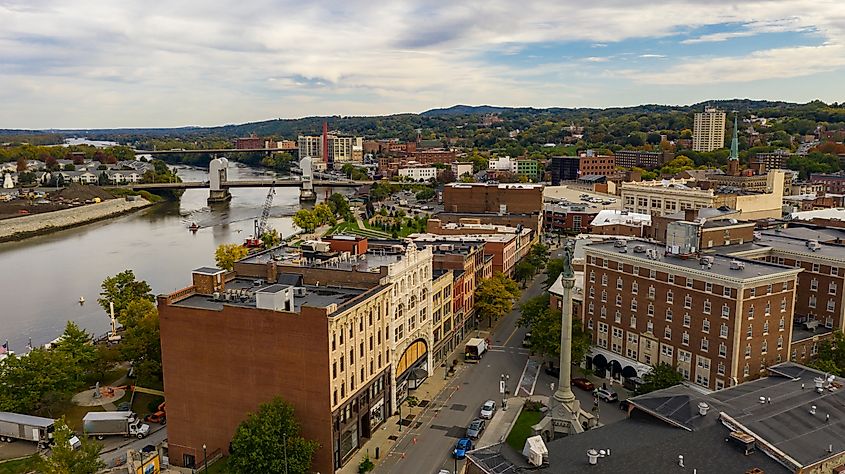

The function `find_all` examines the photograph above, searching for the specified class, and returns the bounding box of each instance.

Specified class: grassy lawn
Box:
[327,220,390,239]
[0,455,40,474]
[505,409,544,452]
[205,457,229,474]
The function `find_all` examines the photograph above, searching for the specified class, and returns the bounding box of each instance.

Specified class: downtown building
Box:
[159,240,435,473]
[581,240,801,391]
[693,106,726,152]
[298,134,364,167]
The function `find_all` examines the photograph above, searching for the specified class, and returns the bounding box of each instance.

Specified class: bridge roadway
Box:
[114,179,371,190]
[133,148,295,155]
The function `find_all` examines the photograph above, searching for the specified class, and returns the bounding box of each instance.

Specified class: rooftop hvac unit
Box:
[730,260,745,270]
[633,245,646,253]
[294,287,308,297]
[806,240,822,251]
[700,256,715,266]
[614,240,627,248]
[212,292,220,301]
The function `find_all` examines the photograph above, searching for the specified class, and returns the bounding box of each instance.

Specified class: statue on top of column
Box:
[562,244,574,279]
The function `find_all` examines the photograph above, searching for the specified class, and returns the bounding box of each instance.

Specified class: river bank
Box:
[0,198,154,243]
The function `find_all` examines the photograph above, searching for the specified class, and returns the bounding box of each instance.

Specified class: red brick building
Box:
[582,241,800,390]
[233,134,265,149]
[443,183,543,214]
[579,154,616,177]
[542,203,597,234]
[159,268,394,473]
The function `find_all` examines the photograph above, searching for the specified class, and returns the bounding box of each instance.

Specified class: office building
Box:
[398,166,437,181]
[693,106,726,152]
[549,156,580,185]
[578,153,616,177]
[613,150,673,170]
[298,135,364,166]
[542,203,598,234]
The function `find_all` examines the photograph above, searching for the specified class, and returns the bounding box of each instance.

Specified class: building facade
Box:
[579,154,616,177]
[431,270,456,363]
[549,156,580,185]
[693,106,726,152]
[398,166,437,181]
[542,203,597,234]
[582,241,801,391]
[443,183,543,214]
[613,150,673,169]
[810,172,845,194]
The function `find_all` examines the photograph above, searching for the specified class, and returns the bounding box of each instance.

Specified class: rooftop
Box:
[410,232,518,244]
[789,207,845,221]
[171,276,367,315]
[590,210,651,227]
[446,182,543,190]
[730,231,845,261]
[588,239,799,280]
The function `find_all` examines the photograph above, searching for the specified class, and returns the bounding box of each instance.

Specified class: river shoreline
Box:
[0,198,155,243]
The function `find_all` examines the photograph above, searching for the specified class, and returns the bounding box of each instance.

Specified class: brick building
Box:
[542,203,597,234]
[810,172,845,194]
[646,208,756,251]
[589,210,651,237]
[233,134,264,149]
[443,183,543,214]
[159,268,393,472]
[613,150,673,170]
[582,241,801,390]
[431,270,455,363]
[578,154,616,177]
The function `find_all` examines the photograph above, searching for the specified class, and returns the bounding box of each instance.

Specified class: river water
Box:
[0,163,345,351]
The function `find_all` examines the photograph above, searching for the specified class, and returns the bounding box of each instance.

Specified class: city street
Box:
[99,424,167,468]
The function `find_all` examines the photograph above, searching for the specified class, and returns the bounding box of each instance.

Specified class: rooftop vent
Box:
[806,240,822,251]
[698,402,710,416]
[730,260,745,270]
[614,240,627,248]
[633,245,646,253]
[586,448,610,465]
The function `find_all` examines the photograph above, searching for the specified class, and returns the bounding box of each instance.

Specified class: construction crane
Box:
[245,185,276,248]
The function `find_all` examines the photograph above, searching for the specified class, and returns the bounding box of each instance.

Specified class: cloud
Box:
[0,0,843,127]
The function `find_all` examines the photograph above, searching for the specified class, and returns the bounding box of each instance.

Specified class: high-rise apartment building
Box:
[298,135,364,166]
[693,106,726,152]
[582,240,801,391]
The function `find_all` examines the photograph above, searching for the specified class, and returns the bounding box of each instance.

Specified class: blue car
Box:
[453,437,473,459]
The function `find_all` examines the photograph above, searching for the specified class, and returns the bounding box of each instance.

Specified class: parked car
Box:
[466,419,486,439]
[571,378,595,391]
[623,377,644,392]
[453,438,473,459]
[596,388,619,403]
[116,402,131,412]
[480,400,496,419]
[544,366,560,377]
[522,332,532,348]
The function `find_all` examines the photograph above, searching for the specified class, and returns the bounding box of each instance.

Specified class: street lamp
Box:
[202,444,207,473]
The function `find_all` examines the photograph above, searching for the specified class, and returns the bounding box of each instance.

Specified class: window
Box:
[777,335,784,349]
[767,284,773,294]
[678,350,692,363]
[666,290,673,304]
[666,308,673,322]
[722,304,731,318]
[632,282,639,295]
[633,266,640,276]
[599,322,608,334]
[616,294,622,307]
[668,274,675,284]
[828,299,836,312]
[647,320,654,333]
[600,306,607,319]
[617,262,624,271]
[630,315,637,329]
[744,364,750,377]
[631,299,638,312]
[616,277,623,290]
[809,295,817,308]
[705,282,713,293]
[745,344,752,358]
[781,298,787,312]
[830,282,838,295]
[684,294,692,309]
[686,278,693,288]
[748,305,755,319]
[332,361,337,379]
[701,338,709,352]
[589,271,595,283]
[661,344,673,357]
[682,331,689,346]
[750,287,757,297]
[811,278,818,291]
[717,362,725,375]
[762,340,768,354]
[702,319,710,333]
[718,342,727,358]
[615,310,622,324]
[746,325,753,338]
[703,299,711,314]
[612,327,624,338]
[647,303,655,317]
[664,326,672,340]
[812,263,820,273]
[763,321,769,334]
[648,286,655,300]
[832,267,840,276]
[783,281,789,291]
[588,319,594,330]
[588,302,594,315]
[683,313,691,328]
[601,274,608,286]
[601,289,607,303]
[779,317,785,331]
[649,269,656,279]
[723,287,731,297]
[765,301,771,315]
[720,323,729,338]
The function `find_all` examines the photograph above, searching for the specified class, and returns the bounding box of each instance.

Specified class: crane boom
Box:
[256,186,275,238]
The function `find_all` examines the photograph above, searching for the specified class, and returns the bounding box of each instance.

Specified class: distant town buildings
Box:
[298,134,364,166]
[397,165,437,181]
[693,106,726,152]
[613,150,673,170]
[578,151,616,177]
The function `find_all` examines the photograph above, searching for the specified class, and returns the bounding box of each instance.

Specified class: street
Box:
[99,424,167,468]
[374,253,631,474]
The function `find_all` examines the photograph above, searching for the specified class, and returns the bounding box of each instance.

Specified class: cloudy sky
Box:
[2,0,844,129]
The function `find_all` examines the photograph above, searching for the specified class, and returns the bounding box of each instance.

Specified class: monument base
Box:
[299,189,317,202]
[539,394,597,439]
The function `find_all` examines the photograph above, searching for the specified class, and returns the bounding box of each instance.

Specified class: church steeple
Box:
[730,112,739,161]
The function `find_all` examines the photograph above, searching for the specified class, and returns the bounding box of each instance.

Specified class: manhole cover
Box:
[451,404,467,411]
[399,418,412,426]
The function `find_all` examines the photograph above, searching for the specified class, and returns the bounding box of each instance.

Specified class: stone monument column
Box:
[554,275,577,407]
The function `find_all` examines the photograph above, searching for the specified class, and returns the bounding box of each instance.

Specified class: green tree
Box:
[544,259,564,288]
[228,397,319,474]
[261,228,282,249]
[54,322,98,384]
[527,243,549,270]
[809,331,845,376]
[313,202,337,226]
[37,419,103,474]
[0,348,77,414]
[415,187,436,201]
[638,362,684,395]
[327,193,352,219]
[98,270,154,320]
[474,273,520,328]
[63,163,76,171]
[513,261,536,288]
[120,308,162,386]
[215,243,248,271]
[293,209,319,232]
[518,294,590,365]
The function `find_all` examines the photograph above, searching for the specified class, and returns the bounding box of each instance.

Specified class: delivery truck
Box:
[83,411,150,440]
[0,412,55,446]
[464,338,489,362]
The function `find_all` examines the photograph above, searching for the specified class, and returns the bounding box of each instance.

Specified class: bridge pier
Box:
[208,189,232,204]
[299,156,317,202]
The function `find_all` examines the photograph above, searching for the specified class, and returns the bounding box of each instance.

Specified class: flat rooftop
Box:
[588,239,797,280]
[410,232,518,244]
[736,231,845,260]
[171,277,366,314]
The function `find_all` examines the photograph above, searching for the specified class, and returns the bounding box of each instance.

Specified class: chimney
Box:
[684,209,697,222]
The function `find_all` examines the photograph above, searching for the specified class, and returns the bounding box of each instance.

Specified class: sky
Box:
[1,0,845,129]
